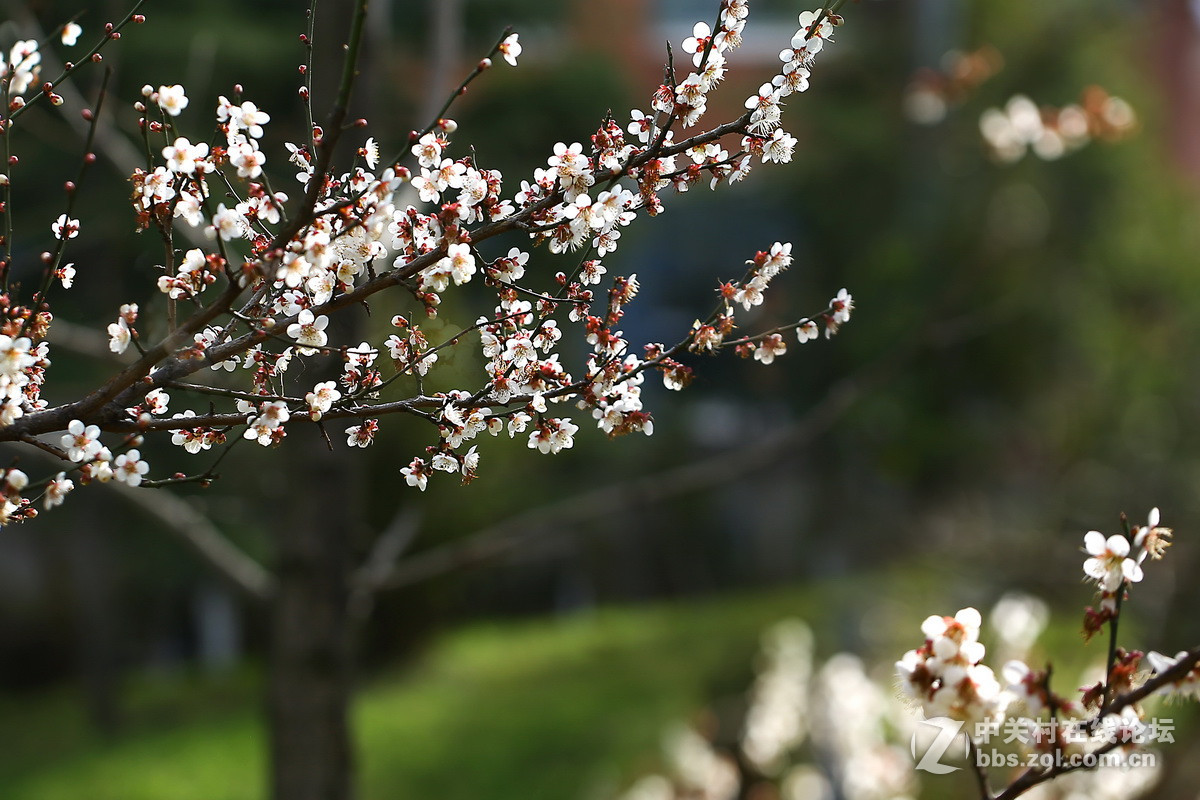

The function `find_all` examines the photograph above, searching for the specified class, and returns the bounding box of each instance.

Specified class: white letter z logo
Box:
[911,717,965,774]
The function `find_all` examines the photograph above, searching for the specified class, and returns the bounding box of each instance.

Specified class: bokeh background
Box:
[2,0,1200,797]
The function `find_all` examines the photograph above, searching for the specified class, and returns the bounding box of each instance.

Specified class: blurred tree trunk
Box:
[68,495,122,735]
[268,429,359,800]
[266,1,367,795]
[263,0,454,795]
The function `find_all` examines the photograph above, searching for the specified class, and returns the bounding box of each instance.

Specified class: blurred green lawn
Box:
[0,566,1173,800]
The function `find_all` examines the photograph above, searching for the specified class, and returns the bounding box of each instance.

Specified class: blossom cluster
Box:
[0,2,855,517]
[614,619,915,800]
[980,86,1137,163]
[893,509,1200,799]
[1082,507,1171,638]
[896,607,1011,726]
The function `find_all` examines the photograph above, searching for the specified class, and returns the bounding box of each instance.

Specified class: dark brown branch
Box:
[966,738,992,800]
[990,651,1200,800]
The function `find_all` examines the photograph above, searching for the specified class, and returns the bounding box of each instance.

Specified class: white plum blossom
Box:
[163,137,209,175]
[441,242,476,286]
[1132,507,1172,563]
[797,10,835,53]
[217,96,270,138]
[88,448,115,482]
[831,288,853,324]
[746,83,783,133]
[4,40,41,95]
[0,334,35,386]
[345,420,378,448]
[51,214,79,240]
[144,388,170,415]
[229,140,266,179]
[528,418,579,454]
[734,277,767,311]
[44,472,74,509]
[156,84,189,116]
[3,470,27,495]
[628,109,654,143]
[0,4,860,523]
[896,607,1010,727]
[1083,530,1143,592]
[61,419,102,462]
[306,381,341,421]
[498,33,521,66]
[113,449,150,487]
[210,203,248,241]
[507,411,532,437]
[411,132,443,168]
[401,457,430,491]
[682,22,715,67]
[762,128,797,164]
[754,333,787,364]
[287,309,330,355]
[61,22,82,47]
[107,317,132,354]
[172,411,217,454]
[795,320,818,345]
[57,262,76,288]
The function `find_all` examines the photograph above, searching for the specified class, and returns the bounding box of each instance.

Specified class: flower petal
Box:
[1106,534,1130,557]
[1084,530,1107,555]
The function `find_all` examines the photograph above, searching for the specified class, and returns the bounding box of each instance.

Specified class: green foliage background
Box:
[3,0,1200,797]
